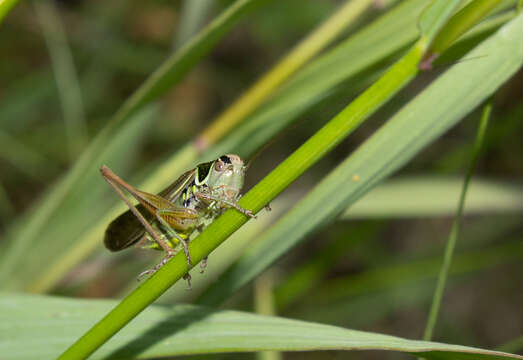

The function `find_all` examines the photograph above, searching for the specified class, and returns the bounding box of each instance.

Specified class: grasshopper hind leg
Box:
[136,209,195,287]
[136,240,193,288]
[155,209,194,268]
[137,252,193,289]
[137,251,175,281]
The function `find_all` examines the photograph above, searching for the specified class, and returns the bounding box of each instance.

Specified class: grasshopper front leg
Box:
[195,191,256,218]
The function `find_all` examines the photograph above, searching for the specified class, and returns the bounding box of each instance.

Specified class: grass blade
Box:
[2,293,522,360]
[340,177,523,218]
[174,0,215,49]
[423,101,492,340]
[35,0,88,160]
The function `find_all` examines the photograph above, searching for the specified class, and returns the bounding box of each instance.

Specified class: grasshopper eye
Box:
[220,155,232,164]
[214,160,225,172]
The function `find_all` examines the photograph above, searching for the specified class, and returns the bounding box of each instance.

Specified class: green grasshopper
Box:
[101,154,255,285]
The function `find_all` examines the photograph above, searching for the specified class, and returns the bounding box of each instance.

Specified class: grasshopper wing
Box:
[104,204,152,251]
[104,169,197,251]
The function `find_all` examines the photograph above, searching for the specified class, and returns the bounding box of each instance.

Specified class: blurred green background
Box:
[1,0,522,359]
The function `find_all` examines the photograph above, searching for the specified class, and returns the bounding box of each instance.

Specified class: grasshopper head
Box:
[208,154,245,201]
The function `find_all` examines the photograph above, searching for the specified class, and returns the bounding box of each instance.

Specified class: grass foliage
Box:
[0,0,522,359]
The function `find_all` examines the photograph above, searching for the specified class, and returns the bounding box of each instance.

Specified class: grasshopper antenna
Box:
[244,138,273,171]
[244,118,306,171]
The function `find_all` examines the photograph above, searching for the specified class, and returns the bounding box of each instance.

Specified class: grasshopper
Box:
[101,154,255,286]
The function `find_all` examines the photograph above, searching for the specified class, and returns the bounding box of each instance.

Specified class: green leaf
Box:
[341,177,523,218]
[429,0,504,55]
[1,293,521,360]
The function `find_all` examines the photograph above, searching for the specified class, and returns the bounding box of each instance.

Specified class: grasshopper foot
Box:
[180,240,192,268]
[200,256,208,274]
[242,208,256,219]
[183,273,192,289]
[136,251,175,281]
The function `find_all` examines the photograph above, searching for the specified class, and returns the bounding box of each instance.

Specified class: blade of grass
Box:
[57,2,468,358]
[423,100,492,341]
[35,0,88,161]
[340,177,523,218]
[421,0,503,68]
[430,0,505,56]
[4,293,523,360]
[0,0,268,286]
[174,0,215,49]
[198,11,523,307]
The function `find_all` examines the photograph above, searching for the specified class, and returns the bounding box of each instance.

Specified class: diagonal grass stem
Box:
[423,101,492,341]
